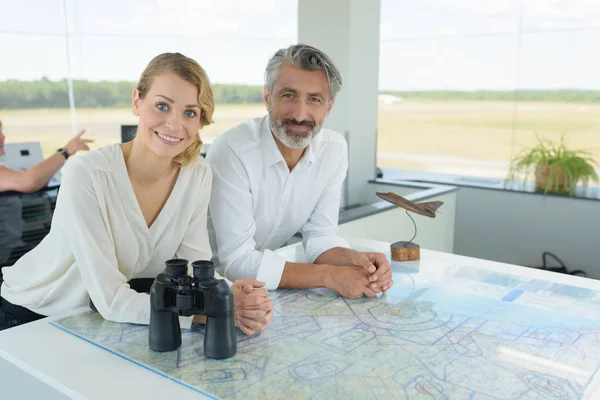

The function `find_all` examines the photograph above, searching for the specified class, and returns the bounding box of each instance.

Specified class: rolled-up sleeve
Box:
[300,141,351,262]
[208,140,287,289]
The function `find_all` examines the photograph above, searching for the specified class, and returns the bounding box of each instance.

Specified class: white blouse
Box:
[1,144,216,328]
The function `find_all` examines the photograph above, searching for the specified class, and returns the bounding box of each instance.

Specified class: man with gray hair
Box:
[207,44,393,299]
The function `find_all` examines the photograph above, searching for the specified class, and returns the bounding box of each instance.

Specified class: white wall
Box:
[0,357,68,400]
[454,187,600,279]
[298,0,381,207]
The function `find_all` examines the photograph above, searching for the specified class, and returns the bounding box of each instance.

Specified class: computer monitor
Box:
[3,142,44,171]
[121,125,137,143]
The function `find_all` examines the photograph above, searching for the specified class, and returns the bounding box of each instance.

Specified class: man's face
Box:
[264,64,335,149]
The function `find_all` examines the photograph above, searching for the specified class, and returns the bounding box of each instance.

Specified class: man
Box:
[207,44,393,298]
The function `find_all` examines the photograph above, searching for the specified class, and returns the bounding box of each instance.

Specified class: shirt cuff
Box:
[179,315,194,330]
[305,235,351,263]
[256,249,287,290]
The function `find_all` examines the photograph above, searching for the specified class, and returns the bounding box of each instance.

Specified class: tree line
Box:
[0,78,264,108]
[1,78,599,108]
[380,89,600,104]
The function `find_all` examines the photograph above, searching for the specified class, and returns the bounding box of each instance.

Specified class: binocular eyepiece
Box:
[148,259,237,359]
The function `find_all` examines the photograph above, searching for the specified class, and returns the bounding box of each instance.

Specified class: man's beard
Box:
[270,115,321,149]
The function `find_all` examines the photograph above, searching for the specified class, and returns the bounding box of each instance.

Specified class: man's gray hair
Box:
[265,44,342,100]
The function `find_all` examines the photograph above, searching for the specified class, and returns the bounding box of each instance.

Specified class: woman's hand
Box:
[230,279,274,336]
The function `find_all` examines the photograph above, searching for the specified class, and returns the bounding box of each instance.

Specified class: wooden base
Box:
[391,241,420,261]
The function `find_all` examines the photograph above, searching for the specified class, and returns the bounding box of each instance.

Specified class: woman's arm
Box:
[60,162,152,324]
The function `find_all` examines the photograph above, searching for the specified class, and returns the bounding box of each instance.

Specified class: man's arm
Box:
[0,154,65,192]
[207,137,376,297]
[299,140,393,292]
[207,138,290,289]
[279,261,377,298]
[208,137,380,298]
[0,130,92,193]
[315,247,394,292]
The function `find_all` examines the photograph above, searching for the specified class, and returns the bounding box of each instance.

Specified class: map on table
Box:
[52,251,600,399]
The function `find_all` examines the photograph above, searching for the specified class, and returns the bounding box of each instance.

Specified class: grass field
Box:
[2,101,600,179]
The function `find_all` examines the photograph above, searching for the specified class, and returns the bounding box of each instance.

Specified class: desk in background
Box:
[1,238,600,399]
[0,186,58,270]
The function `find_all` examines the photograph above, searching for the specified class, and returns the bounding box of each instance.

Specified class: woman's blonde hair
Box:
[136,52,214,166]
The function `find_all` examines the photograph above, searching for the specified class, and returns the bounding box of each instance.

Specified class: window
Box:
[1,0,297,157]
[378,0,600,180]
[0,2,70,156]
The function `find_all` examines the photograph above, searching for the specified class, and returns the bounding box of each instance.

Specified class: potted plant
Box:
[506,135,599,195]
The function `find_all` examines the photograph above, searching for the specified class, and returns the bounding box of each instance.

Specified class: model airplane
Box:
[376,192,443,218]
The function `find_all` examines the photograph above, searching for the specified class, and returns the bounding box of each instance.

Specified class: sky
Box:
[1,0,599,90]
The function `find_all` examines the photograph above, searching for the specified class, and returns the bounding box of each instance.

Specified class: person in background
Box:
[0,120,92,193]
[0,53,274,335]
[208,44,394,298]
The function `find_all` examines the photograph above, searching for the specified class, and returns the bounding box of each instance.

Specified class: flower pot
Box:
[535,164,568,193]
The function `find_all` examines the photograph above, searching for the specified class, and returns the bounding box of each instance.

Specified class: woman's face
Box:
[132,72,202,160]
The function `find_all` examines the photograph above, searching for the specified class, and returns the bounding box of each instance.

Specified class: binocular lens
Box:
[165,259,188,278]
[192,260,214,281]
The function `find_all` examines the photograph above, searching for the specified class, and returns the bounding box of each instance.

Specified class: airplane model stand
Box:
[391,241,420,261]
[376,192,444,262]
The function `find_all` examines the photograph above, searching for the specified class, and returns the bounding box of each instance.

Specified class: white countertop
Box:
[0,305,206,400]
[2,236,600,399]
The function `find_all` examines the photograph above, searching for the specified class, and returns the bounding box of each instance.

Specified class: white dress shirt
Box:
[207,116,350,289]
[1,144,218,328]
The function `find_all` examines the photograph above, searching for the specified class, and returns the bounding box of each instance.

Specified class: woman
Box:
[0,53,274,335]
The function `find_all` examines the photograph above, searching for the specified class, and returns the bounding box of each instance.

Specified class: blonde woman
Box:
[0,53,274,335]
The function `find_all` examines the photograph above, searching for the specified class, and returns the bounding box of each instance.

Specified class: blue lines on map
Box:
[289,357,351,383]
[519,372,577,399]
[321,327,375,352]
[502,289,525,302]
[197,368,247,383]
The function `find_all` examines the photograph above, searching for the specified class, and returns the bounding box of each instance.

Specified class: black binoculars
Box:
[148,259,237,359]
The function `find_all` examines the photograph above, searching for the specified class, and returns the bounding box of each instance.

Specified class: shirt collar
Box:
[299,139,315,167]
[261,116,316,169]
[261,116,285,167]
